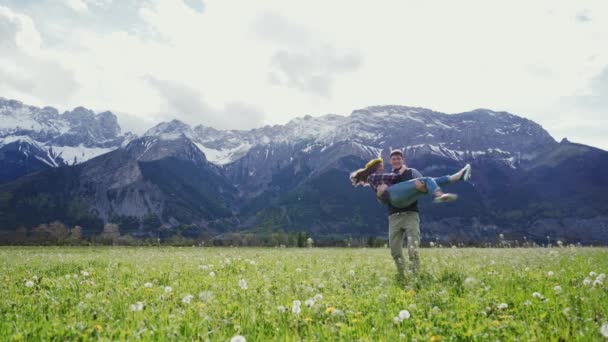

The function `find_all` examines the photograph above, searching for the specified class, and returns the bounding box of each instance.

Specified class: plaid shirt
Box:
[367,172,402,191]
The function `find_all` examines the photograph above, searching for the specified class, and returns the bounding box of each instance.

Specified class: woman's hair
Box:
[350,158,383,186]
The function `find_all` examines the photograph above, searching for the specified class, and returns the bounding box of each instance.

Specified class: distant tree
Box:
[142,214,162,232]
[32,221,69,244]
[100,223,120,244]
[68,226,83,242]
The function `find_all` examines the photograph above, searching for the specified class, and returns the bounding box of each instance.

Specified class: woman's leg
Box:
[385,179,421,208]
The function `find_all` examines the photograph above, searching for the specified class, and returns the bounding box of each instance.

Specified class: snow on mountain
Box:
[0,97,135,166]
[144,105,555,168]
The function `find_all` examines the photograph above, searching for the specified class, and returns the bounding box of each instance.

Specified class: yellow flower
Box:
[430,336,444,342]
[407,289,416,296]
[351,319,360,323]
[325,307,336,314]
[94,324,103,333]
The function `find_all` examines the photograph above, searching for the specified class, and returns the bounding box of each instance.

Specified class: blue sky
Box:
[0,0,606,149]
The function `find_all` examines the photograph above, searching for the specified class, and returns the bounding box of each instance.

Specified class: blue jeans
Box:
[386,176,451,208]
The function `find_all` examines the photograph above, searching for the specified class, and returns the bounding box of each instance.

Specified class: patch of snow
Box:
[53,144,115,165]
[195,142,252,165]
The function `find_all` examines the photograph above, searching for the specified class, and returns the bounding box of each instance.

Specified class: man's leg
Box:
[404,212,421,274]
[388,213,407,280]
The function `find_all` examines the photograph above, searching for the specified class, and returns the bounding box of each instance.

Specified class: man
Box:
[384,149,423,282]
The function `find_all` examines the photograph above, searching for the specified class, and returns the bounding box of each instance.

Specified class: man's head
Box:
[390,149,405,170]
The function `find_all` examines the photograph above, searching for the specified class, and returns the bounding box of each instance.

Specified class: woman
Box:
[350,158,471,208]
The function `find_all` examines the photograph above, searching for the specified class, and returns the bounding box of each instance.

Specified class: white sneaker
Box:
[461,164,472,181]
[433,193,459,203]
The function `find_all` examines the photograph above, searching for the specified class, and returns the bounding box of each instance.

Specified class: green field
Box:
[1,247,607,341]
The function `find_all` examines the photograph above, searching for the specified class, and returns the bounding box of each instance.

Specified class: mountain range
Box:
[1,97,607,244]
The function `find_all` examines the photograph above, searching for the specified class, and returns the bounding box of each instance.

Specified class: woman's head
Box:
[350,157,384,186]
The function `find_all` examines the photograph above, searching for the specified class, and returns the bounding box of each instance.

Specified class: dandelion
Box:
[305,299,315,308]
[277,305,287,313]
[296,268,302,273]
[164,286,172,294]
[348,270,355,277]
[144,282,153,288]
[553,285,562,293]
[182,294,194,304]
[532,292,544,300]
[523,300,531,306]
[198,291,214,302]
[209,272,216,277]
[129,302,144,311]
[597,273,606,281]
[601,323,608,338]
[593,279,603,286]
[547,271,554,277]
[230,335,246,342]
[497,303,508,310]
[25,281,34,288]
[239,279,248,290]
[562,307,570,316]
[81,271,89,277]
[292,300,301,315]
[398,310,411,320]
[589,271,597,277]
[583,278,592,286]
[313,293,323,301]
[32,275,38,281]
[85,293,93,299]
[393,316,401,324]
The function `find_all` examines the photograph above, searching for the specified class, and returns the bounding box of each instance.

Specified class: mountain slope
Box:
[0,136,237,235]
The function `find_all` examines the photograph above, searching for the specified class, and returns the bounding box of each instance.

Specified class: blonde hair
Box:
[350,158,383,186]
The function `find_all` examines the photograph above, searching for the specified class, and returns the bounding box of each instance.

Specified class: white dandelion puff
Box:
[198,291,214,302]
[313,293,323,301]
[532,292,544,300]
[230,335,246,342]
[144,282,153,288]
[547,271,554,277]
[583,278,592,286]
[239,279,248,290]
[277,305,287,313]
[81,271,89,277]
[305,299,315,308]
[25,281,34,288]
[182,294,194,304]
[497,303,508,310]
[209,272,216,277]
[393,316,401,324]
[589,271,597,277]
[129,302,144,311]
[296,268,302,273]
[398,310,411,320]
[348,270,355,277]
[601,323,608,338]
[292,300,301,315]
[164,286,172,294]
[553,285,562,293]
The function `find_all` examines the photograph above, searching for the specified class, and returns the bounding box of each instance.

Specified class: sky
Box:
[0,0,607,149]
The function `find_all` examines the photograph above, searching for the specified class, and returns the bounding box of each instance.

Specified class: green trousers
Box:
[388,211,420,277]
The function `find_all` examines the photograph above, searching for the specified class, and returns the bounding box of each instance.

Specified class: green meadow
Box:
[1,247,607,341]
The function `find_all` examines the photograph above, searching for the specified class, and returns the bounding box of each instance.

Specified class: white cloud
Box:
[0,0,607,149]
[64,0,89,13]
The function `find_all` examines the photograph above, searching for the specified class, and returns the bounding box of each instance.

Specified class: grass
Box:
[1,246,607,341]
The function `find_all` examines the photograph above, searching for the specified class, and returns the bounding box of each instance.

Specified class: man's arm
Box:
[410,168,423,179]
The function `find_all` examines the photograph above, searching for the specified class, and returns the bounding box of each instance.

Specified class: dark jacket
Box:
[387,168,422,215]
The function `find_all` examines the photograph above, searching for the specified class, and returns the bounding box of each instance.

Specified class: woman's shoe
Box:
[461,164,472,181]
[433,193,458,203]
